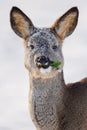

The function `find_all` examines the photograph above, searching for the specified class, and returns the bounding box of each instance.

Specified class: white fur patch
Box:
[40,66,52,74]
[58,69,62,73]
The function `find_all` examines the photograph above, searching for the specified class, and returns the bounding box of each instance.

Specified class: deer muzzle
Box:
[35,56,51,69]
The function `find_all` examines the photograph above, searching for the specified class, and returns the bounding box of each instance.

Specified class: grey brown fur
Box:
[10,6,87,130]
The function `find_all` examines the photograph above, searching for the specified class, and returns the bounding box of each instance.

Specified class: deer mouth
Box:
[36,62,50,69]
[36,62,52,74]
[35,56,61,74]
[35,59,52,74]
[40,61,62,75]
[37,61,59,74]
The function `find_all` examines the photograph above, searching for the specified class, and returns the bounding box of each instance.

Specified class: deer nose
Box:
[36,56,50,68]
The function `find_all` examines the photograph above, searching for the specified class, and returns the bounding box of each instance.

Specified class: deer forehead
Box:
[28,28,60,46]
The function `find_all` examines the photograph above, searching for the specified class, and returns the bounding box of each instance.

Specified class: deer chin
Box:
[30,66,62,79]
[40,66,52,74]
[40,66,62,74]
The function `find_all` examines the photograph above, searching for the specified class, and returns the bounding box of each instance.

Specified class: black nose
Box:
[36,56,50,68]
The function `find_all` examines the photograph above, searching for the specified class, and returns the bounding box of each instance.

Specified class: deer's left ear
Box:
[52,7,79,40]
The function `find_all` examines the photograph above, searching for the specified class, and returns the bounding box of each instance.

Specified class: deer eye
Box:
[52,45,58,50]
[30,45,34,50]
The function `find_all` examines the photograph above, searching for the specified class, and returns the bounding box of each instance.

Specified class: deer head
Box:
[10,7,79,79]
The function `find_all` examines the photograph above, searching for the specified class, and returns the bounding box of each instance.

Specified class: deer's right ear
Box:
[10,7,34,39]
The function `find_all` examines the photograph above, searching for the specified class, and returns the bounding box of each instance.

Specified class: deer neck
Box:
[29,72,66,130]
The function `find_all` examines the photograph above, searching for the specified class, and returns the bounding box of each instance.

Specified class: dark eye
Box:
[52,45,57,50]
[30,45,34,50]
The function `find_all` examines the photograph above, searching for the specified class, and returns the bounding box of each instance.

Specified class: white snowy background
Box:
[0,0,87,130]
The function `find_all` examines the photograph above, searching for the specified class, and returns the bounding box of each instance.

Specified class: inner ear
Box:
[10,7,34,39]
[51,7,79,40]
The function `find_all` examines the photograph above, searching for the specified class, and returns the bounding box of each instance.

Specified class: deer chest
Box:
[29,89,59,130]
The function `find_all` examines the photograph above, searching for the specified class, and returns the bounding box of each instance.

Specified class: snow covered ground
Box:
[0,0,87,130]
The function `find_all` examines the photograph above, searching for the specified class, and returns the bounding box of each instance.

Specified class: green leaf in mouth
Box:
[50,61,61,69]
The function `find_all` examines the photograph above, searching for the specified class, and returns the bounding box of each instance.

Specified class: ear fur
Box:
[52,7,79,39]
[10,7,34,39]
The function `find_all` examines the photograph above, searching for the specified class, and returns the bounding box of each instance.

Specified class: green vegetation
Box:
[50,61,61,69]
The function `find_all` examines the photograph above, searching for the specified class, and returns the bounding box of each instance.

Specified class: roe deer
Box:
[10,6,87,130]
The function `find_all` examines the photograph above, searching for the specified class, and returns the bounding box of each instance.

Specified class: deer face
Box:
[24,28,64,78]
[10,7,79,78]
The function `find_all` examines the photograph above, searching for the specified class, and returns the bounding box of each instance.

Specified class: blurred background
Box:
[0,0,87,130]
